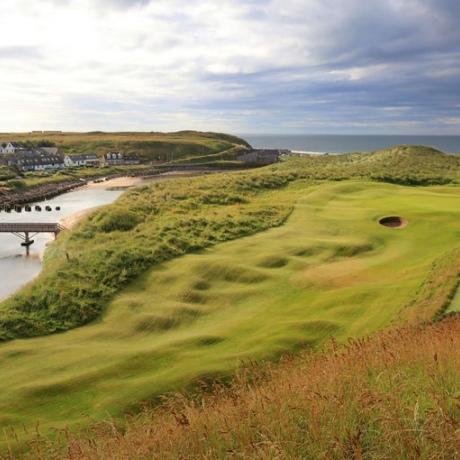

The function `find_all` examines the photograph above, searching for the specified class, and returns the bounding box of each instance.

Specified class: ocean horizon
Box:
[237,134,460,154]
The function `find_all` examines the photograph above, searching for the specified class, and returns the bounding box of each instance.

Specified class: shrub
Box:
[95,209,143,232]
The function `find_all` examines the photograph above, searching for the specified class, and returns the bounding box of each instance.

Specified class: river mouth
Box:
[0,172,215,302]
[0,187,126,302]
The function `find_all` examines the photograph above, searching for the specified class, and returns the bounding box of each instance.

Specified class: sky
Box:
[1,0,459,134]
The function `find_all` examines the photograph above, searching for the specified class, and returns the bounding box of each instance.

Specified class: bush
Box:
[95,209,143,232]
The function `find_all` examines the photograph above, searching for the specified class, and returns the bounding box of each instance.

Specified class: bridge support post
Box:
[21,232,34,247]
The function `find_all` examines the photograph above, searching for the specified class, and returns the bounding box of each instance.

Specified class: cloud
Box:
[0,46,42,61]
[96,0,151,8]
[0,0,458,133]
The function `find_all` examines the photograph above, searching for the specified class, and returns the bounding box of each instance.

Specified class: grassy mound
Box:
[0,131,250,164]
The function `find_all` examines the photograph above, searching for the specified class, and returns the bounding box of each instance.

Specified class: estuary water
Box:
[0,187,126,301]
[238,134,460,154]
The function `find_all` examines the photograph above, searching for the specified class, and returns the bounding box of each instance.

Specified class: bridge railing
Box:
[0,223,64,233]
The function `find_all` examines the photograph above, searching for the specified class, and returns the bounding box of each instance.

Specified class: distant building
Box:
[36,146,63,157]
[123,154,140,165]
[4,150,64,171]
[64,153,100,167]
[102,152,140,166]
[236,149,281,165]
[0,142,20,154]
[103,151,125,166]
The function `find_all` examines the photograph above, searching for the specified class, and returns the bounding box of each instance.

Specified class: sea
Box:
[237,134,460,155]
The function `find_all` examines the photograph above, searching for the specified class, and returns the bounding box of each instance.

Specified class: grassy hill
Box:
[0,130,251,199]
[0,131,250,163]
[2,145,459,340]
[0,142,460,457]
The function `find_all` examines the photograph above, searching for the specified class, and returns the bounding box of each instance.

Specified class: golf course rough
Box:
[1,180,460,452]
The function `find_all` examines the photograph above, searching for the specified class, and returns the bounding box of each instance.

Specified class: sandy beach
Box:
[83,175,144,189]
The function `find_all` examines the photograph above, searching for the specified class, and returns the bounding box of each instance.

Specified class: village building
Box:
[1,141,139,171]
[64,153,100,167]
[103,151,125,166]
[0,142,20,154]
[35,146,63,157]
[3,150,65,171]
[123,154,140,165]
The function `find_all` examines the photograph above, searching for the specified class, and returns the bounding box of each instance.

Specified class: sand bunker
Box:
[379,216,408,228]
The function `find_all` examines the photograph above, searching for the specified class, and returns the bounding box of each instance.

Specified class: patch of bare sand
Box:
[82,176,144,190]
[58,206,103,229]
[379,216,408,228]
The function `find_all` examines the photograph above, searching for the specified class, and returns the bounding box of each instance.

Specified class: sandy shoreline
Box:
[58,206,103,229]
[83,175,144,189]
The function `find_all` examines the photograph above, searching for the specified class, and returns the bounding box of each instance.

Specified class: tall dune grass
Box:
[25,315,460,459]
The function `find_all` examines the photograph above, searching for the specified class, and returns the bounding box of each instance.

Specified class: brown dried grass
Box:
[21,315,460,460]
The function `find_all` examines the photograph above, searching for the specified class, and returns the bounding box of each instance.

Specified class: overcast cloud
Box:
[0,0,459,133]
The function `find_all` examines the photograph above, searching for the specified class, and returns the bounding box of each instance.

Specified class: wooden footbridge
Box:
[0,223,66,246]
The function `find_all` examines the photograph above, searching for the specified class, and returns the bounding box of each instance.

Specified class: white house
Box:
[64,153,100,167]
[0,142,20,154]
[4,150,65,171]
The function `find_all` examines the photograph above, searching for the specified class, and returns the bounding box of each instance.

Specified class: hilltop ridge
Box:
[281,144,460,185]
[362,144,451,163]
[0,130,251,163]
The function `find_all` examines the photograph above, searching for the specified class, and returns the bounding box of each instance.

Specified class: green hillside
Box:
[1,145,459,340]
[0,131,250,163]
[0,142,460,456]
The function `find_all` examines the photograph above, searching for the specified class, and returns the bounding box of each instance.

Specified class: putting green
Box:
[1,181,459,451]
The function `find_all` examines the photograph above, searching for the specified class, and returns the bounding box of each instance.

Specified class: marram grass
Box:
[30,315,460,460]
